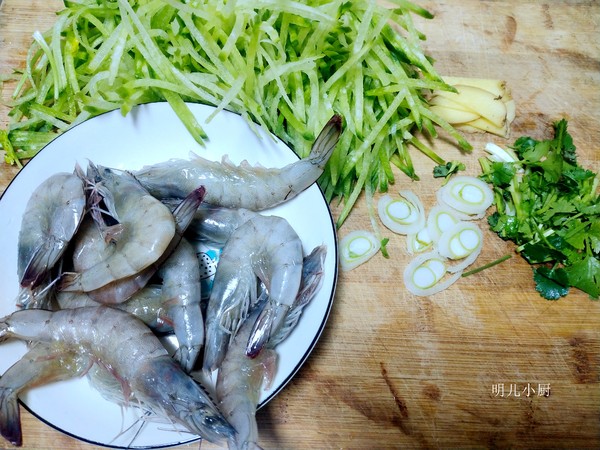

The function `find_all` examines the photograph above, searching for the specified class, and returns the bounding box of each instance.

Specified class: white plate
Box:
[0,103,338,448]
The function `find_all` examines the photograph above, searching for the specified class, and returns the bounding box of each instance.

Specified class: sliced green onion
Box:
[426,204,465,243]
[437,221,483,273]
[403,250,461,296]
[339,230,380,272]
[406,226,433,254]
[377,190,425,235]
[437,175,494,217]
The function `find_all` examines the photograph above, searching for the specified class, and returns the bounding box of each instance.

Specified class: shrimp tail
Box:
[245,303,289,359]
[19,235,68,289]
[308,115,343,169]
[278,115,341,205]
[170,185,206,234]
[0,342,91,447]
[0,388,21,447]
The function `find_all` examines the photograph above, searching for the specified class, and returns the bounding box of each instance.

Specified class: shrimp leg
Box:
[202,214,303,373]
[247,244,327,355]
[216,247,327,449]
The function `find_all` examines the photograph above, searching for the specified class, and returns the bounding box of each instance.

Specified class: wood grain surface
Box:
[1,1,599,449]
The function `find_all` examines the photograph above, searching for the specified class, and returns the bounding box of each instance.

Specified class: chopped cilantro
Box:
[433,160,466,184]
[479,119,600,300]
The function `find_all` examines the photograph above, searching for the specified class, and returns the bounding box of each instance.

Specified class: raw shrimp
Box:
[202,214,303,373]
[157,237,203,373]
[56,287,173,334]
[17,172,85,308]
[216,301,276,450]
[68,186,205,304]
[184,204,258,246]
[0,306,235,445]
[60,238,203,373]
[216,246,327,450]
[248,244,327,354]
[0,343,91,446]
[202,251,255,374]
[134,115,342,210]
[59,164,177,293]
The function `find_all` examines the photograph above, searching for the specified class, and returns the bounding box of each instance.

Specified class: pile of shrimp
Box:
[0,115,342,449]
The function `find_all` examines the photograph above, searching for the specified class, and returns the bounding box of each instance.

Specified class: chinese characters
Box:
[492,383,551,398]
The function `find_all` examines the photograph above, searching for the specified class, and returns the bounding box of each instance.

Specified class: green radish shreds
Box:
[0,0,471,226]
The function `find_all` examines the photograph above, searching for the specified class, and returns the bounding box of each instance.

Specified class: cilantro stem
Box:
[461,254,512,277]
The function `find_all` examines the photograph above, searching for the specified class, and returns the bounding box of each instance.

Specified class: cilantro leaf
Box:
[565,255,600,299]
[533,267,570,300]
[555,119,577,164]
[480,118,600,300]
[433,161,466,184]
[481,161,514,187]
[520,241,565,265]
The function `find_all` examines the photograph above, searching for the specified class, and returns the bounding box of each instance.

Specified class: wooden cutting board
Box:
[1,1,598,449]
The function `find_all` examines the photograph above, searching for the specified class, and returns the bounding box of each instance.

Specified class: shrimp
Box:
[134,115,342,210]
[17,172,85,308]
[59,238,203,373]
[157,237,203,373]
[56,287,173,334]
[202,214,303,373]
[216,246,327,450]
[0,343,91,446]
[68,185,205,304]
[0,306,235,445]
[60,237,203,373]
[247,244,327,354]
[184,204,258,246]
[59,164,177,293]
[216,301,276,450]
